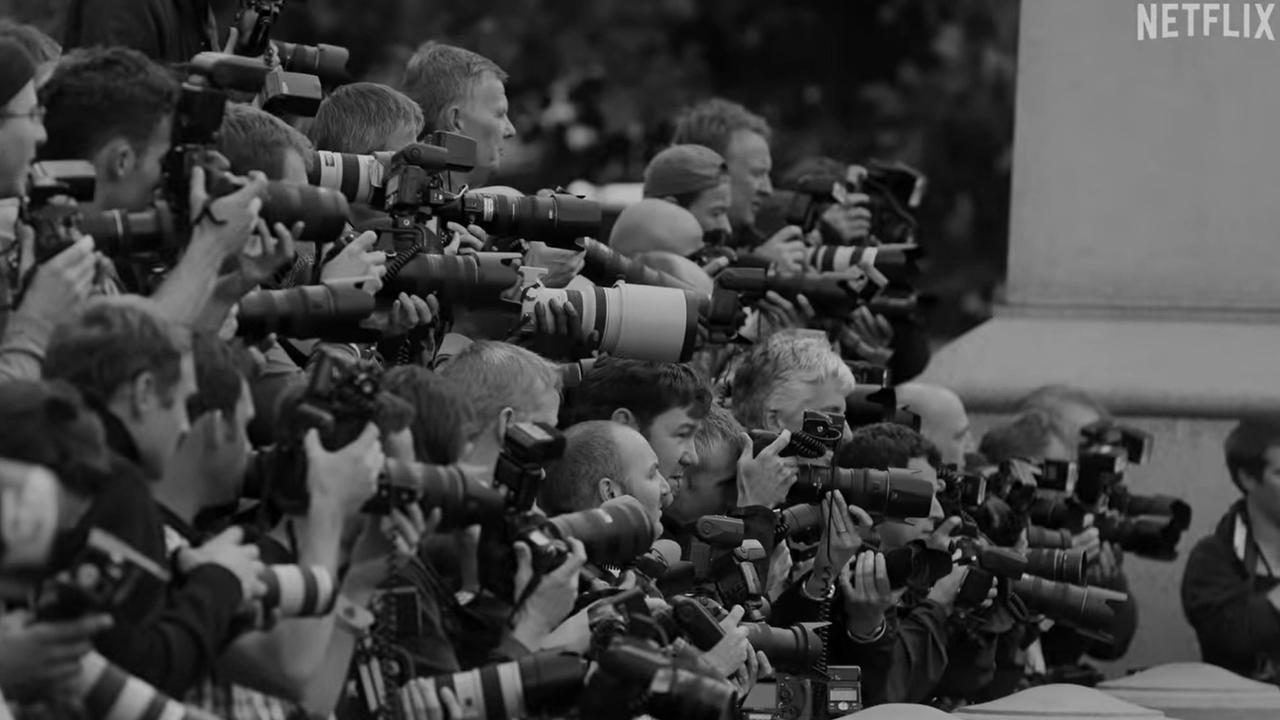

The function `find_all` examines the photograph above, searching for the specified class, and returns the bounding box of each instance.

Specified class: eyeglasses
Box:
[0,106,45,123]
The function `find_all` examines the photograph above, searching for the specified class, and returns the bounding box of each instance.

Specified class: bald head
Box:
[897,383,973,468]
[634,251,713,295]
[608,199,703,258]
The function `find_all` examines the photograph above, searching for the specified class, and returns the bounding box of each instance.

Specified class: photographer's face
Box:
[724,129,772,228]
[202,381,255,503]
[605,427,672,534]
[135,353,197,478]
[876,456,943,549]
[685,181,733,233]
[100,115,171,212]
[666,440,736,525]
[0,81,45,198]
[1243,446,1280,526]
[641,405,700,491]
[453,73,516,175]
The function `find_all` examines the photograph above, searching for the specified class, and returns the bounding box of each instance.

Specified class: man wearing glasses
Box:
[0,39,99,384]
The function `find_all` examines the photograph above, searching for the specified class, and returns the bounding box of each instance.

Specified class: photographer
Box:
[402,42,516,189]
[608,197,707,261]
[541,421,673,536]
[730,329,855,439]
[978,406,1139,673]
[0,39,84,385]
[671,98,808,271]
[39,46,271,330]
[643,143,734,235]
[0,380,114,704]
[898,382,977,470]
[41,297,265,696]
[310,82,423,158]
[1183,418,1280,682]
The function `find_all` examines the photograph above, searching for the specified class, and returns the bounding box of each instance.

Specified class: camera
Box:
[582,636,739,720]
[858,539,952,592]
[1024,547,1087,584]
[767,160,924,246]
[749,410,845,460]
[35,528,170,621]
[234,280,380,342]
[795,465,936,520]
[510,496,658,578]
[1010,576,1130,642]
[805,243,923,286]
[232,0,350,87]
[415,652,589,720]
[844,386,923,433]
[577,237,703,291]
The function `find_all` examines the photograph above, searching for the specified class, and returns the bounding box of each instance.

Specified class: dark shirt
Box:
[1182,501,1280,682]
[64,0,218,64]
[82,408,245,697]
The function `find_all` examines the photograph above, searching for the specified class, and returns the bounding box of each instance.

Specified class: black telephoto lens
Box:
[1024,548,1087,584]
[548,496,656,568]
[801,466,936,519]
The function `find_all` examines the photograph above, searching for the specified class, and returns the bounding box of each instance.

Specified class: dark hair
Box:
[569,358,711,431]
[187,334,254,423]
[38,46,179,161]
[0,380,111,496]
[837,422,938,470]
[977,410,1060,464]
[540,421,627,516]
[671,98,772,158]
[309,81,424,154]
[382,365,478,464]
[1224,417,1280,492]
[44,297,190,408]
[215,103,313,179]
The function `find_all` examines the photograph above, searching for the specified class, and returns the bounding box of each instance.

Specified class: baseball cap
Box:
[643,144,728,198]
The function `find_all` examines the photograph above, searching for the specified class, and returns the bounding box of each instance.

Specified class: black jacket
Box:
[1182,501,1280,682]
[64,0,218,64]
[84,408,246,697]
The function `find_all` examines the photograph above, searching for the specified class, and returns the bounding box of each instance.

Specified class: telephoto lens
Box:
[775,503,824,542]
[383,459,507,531]
[76,207,177,259]
[208,171,352,244]
[805,243,923,284]
[273,41,350,85]
[523,283,706,363]
[548,495,657,568]
[418,652,589,720]
[798,465,935,519]
[386,252,524,311]
[577,238,702,291]
[1095,513,1187,561]
[1026,525,1074,549]
[1109,489,1192,530]
[71,652,212,720]
[307,150,392,206]
[235,282,378,342]
[1024,547,1087,584]
[1010,576,1129,635]
[743,622,827,674]
[715,267,876,320]
[593,638,739,720]
[435,192,601,246]
[950,539,1028,579]
[258,565,337,618]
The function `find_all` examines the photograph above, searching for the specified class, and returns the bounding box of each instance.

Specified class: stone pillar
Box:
[921,0,1280,673]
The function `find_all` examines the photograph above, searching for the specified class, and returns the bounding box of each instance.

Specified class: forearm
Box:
[152,241,230,329]
[193,272,254,334]
[298,571,380,716]
[0,304,58,382]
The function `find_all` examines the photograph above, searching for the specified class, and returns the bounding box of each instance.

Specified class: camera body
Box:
[36,529,169,621]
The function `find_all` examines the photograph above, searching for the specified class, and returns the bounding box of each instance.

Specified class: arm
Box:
[1181,536,1280,662]
[0,304,55,382]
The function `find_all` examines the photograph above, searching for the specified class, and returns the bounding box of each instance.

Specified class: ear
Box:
[1237,469,1261,495]
[597,477,620,505]
[129,370,159,419]
[495,406,515,444]
[447,105,464,133]
[764,408,783,433]
[610,408,638,430]
[94,137,136,182]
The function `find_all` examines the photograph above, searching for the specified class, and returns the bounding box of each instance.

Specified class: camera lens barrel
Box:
[259,565,337,617]
[308,150,388,206]
[236,283,377,341]
[1024,548,1087,584]
[805,466,935,519]
[548,495,656,568]
[1010,576,1128,632]
[423,652,588,720]
[538,283,703,363]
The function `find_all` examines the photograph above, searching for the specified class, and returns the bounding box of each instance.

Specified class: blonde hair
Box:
[731,330,854,429]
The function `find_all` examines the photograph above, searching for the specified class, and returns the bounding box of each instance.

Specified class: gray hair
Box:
[402,41,508,134]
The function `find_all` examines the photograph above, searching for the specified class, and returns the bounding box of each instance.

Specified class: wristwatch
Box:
[334,595,374,636]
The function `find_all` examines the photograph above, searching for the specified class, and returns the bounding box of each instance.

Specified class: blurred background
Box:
[3,0,1020,347]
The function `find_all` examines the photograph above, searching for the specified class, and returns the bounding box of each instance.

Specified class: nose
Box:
[841,420,854,444]
[682,443,699,469]
[659,474,673,507]
[758,175,774,197]
[715,215,733,233]
[929,497,945,521]
[503,117,517,139]
[34,117,47,146]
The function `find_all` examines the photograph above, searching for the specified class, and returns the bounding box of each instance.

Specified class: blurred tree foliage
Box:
[5,0,1017,339]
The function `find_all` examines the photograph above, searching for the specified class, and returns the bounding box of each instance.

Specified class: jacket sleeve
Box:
[86,474,246,696]
[0,303,56,383]
[832,600,951,706]
[1181,535,1280,663]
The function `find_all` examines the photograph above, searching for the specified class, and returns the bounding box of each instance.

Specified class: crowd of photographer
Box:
[0,3,1263,719]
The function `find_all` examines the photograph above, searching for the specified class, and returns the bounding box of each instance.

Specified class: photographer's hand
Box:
[756,225,808,272]
[736,430,798,509]
[803,492,873,600]
[758,291,816,333]
[926,564,969,613]
[18,235,96,323]
[382,292,438,339]
[187,166,267,262]
[321,230,386,293]
[524,241,585,289]
[303,424,385,518]
[443,222,486,254]
[699,605,752,680]
[821,192,873,242]
[838,306,894,366]
[0,611,112,698]
[238,220,300,287]
[177,526,267,604]
[402,679,464,720]
[925,517,964,553]
[510,538,586,651]
[839,551,904,638]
